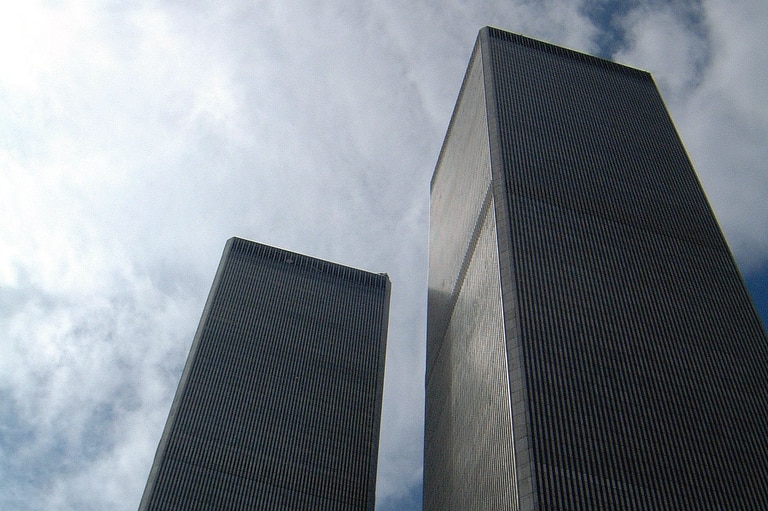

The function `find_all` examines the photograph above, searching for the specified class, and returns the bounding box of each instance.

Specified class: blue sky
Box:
[0,1,765,510]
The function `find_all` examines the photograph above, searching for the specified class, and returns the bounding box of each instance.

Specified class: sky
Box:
[0,1,766,510]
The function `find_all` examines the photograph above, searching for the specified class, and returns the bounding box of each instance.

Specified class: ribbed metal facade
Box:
[140,237,390,510]
[425,27,768,510]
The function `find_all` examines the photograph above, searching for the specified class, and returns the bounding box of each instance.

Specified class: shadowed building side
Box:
[425,27,768,510]
[140,237,390,510]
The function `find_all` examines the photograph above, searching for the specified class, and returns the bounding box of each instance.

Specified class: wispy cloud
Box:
[613,0,768,270]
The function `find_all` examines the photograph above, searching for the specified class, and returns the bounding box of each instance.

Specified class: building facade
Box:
[425,27,768,510]
[140,237,390,510]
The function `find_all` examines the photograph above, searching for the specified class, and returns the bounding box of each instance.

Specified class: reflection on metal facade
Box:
[140,237,390,510]
[425,27,768,510]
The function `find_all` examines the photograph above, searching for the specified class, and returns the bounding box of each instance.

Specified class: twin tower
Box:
[139,27,768,510]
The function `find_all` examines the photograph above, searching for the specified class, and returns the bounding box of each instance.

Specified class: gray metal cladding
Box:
[484,28,723,249]
[139,237,390,510]
[425,37,519,510]
[425,26,768,511]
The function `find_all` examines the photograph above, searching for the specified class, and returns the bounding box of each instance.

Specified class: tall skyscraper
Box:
[425,27,768,510]
[140,237,390,510]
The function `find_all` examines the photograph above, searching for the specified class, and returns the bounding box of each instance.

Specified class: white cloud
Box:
[0,264,196,509]
[613,0,768,269]
[677,0,768,269]
[613,3,710,100]
[0,2,94,93]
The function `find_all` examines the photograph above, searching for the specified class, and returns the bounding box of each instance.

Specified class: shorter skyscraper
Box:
[139,237,390,510]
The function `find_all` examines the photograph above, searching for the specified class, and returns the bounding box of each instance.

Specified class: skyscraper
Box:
[425,27,768,510]
[140,237,390,510]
